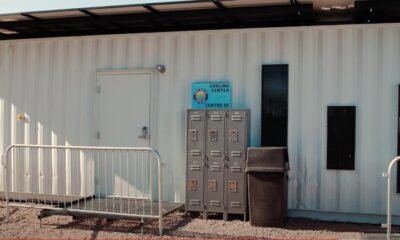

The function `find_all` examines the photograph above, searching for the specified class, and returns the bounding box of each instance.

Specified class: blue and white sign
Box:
[191,81,231,109]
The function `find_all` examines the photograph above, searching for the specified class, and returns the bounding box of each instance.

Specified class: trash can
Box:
[246,147,289,227]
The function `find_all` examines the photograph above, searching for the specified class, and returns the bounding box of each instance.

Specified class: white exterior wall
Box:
[0,23,399,216]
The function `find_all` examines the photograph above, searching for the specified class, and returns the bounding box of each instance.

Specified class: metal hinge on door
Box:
[96,131,100,140]
[96,85,101,94]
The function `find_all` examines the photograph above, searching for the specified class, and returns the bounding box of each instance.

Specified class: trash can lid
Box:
[245,147,289,173]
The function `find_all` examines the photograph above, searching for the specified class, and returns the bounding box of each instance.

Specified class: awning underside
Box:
[0,0,397,40]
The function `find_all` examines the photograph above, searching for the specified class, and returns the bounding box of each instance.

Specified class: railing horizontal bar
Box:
[7,203,39,208]
[6,144,159,152]
[7,203,161,219]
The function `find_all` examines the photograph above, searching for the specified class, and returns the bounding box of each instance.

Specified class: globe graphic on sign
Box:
[193,89,208,104]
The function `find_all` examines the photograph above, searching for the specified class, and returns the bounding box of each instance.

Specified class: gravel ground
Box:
[0,202,386,239]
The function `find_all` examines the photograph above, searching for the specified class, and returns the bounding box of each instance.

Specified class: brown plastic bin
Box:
[246,147,289,227]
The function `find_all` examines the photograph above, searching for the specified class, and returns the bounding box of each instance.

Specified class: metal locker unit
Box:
[186,110,206,212]
[186,109,249,219]
[225,110,249,216]
[205,110,226,213]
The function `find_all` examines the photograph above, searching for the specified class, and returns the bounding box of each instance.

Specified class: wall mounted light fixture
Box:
[155,64,166,73]
[16,113,30,123]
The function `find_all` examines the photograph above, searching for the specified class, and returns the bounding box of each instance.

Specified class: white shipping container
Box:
[0,23,399,221]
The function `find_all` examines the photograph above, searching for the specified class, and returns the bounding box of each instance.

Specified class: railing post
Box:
[385,156,400,240]
[157,151,163,236]
[2,153,9,222]
[387,166,392,240]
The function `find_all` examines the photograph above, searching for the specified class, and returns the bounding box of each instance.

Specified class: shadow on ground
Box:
[49,211,193,236]
[48,212,253,238]
[286,217,400,234]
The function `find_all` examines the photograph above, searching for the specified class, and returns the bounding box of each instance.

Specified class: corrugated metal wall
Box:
[0,23,399,216]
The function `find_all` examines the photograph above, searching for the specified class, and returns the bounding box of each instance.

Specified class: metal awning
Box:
[0,0,397,40]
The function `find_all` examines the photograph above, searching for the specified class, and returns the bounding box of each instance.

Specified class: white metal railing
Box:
[1,144,164,235]
[383,156,400,240]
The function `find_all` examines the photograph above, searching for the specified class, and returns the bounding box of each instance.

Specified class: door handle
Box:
[138,126,148,139]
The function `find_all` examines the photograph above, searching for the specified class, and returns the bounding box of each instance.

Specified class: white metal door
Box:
[97,72,151,198]
[98,73,150,147]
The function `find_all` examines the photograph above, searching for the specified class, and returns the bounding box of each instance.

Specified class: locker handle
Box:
[229,180,238,192]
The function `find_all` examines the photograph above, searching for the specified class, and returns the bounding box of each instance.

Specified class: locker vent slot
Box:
[190,150,201,156]
[210,200,221,207]
[210,165,221,172]
[210,115,222,121]
[230,202,241,208]
[190,165,201,171]
[230,166,242,172]
[190,199,201,205]
[210,150,221,157]
[190,115,202,121]
[231,115,243,121]
[230,151,242,157]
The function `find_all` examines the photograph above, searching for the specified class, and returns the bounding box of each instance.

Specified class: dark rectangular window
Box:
[261,64,288,147]
[327,106,356,170]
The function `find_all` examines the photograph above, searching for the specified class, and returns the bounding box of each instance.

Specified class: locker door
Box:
[187,110,206,161]
[186,110,206,211]
[206,110,225,162]
[226,162,246,213]
[187,163,205,211]
[206,162,224,212]
[226,110,248,162]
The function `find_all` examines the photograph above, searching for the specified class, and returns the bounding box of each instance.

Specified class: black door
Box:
[261,64,288,147]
